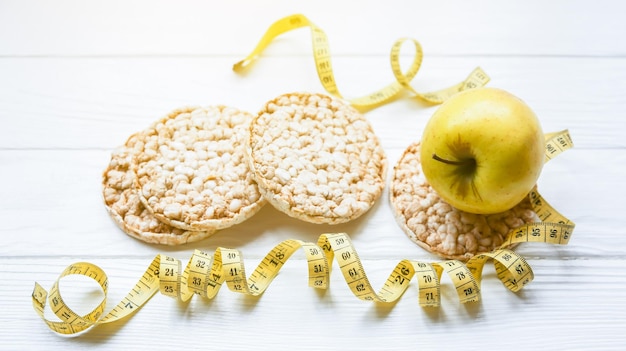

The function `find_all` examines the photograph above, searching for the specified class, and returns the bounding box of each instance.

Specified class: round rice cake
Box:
[102,133,216,245]
[248,92,387,224]
[134,106,265,231]
[389,141,540,261]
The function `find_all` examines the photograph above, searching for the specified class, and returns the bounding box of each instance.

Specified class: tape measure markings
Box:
[233,14,490,110]
[545,129,574,162]
[32,209,567,335]
[439,260,481,303]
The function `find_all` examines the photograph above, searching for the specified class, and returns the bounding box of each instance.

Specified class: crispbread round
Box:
[133,106,265,231]
[102,133,216,245]
[248,92,387,224]
[389,141,540,261]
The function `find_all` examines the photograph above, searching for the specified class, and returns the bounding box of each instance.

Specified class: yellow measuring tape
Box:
[32,130,574,335]
[233,14,490,110]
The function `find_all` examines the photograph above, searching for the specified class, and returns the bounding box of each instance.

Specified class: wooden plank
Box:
[1,0,625,57]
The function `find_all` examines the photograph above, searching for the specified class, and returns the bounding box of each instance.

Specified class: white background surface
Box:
[1,0,626,349]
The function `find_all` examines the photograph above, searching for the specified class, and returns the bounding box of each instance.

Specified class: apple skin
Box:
[420,87,545,214]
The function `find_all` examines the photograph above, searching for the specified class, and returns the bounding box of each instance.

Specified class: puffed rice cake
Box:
[133,106,265,231]
[389,141,540,261]
[102,133,216,245]
[247,92,387,224]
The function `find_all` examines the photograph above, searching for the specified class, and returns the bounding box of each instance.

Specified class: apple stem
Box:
[432,153,476,167]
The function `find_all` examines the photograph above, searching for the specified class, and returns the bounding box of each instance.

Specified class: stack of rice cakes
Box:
[102,93,387,244]
[103,106,265,245]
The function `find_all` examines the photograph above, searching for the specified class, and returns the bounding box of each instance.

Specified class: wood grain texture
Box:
[1,0,625,350]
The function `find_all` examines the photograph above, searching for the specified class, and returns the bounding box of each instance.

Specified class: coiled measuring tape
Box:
[233,14,490,110]
[32,130,574,335]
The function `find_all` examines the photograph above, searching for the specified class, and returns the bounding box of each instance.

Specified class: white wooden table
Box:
[2,1,625,349]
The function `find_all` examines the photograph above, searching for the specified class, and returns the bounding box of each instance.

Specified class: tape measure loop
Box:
[389,38,423,88]
[466,249,534,295]
[31,262,110,335]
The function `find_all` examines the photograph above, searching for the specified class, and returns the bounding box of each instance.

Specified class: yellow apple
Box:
[420,87,545,214]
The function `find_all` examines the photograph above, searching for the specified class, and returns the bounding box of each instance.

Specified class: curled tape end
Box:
[232,60,248,72]
[32,282,47,307]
